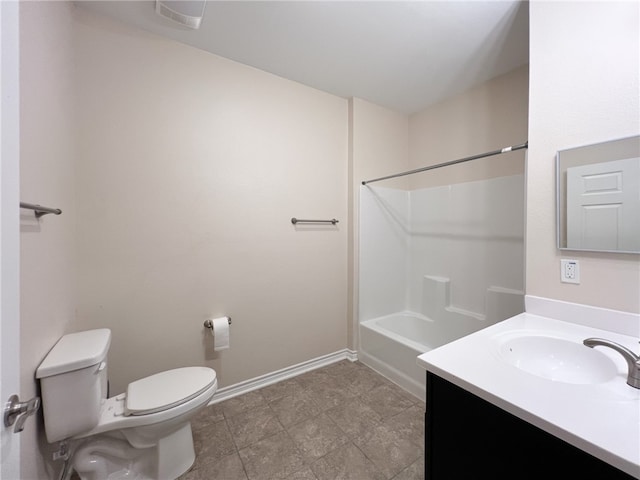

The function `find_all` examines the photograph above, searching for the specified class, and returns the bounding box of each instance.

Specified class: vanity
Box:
[417,296,640,479]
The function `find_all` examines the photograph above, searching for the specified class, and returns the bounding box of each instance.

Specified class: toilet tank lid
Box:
[36,329,111,378]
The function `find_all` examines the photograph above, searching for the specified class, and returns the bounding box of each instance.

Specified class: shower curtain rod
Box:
[361,141,528,185]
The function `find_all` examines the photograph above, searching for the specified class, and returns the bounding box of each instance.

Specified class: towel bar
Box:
[291,218,339,225]
[20,202,62,218]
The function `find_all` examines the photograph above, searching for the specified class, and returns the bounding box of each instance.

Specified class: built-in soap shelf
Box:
[421,275,524,326]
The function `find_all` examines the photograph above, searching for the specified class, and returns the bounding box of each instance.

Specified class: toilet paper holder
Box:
[204,317,232,329]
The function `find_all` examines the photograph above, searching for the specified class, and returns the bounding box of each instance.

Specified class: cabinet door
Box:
[425,373,635,480]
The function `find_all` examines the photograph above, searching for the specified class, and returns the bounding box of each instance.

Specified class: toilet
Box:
[36,328,217,480]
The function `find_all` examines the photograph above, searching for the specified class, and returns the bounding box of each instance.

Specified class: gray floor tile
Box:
[226,403,284,449]
[322,360,363,378]
[284,466,319,479]
[297,366,356,392]
[238,431,307,480]
[269,389,324,427]
[286,413,350,461]
[192,420,237,466]
[304,380,354,411]
[391,456,424,480]
[261,378,307,403]
[344,366,389,397]
[354,423,422,479]
[311,443,386,480]
[384,404,425,449]
[360,383,416,419]
[191,361,425,480]
[325,398,383,439]
[220,390,266,418]
[296,369,335,390]
[191,402,225,431]
[188,452,249,480]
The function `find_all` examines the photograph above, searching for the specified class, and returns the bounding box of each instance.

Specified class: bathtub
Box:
[359,311,482,400]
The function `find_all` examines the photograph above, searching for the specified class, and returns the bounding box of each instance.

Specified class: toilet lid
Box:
[125,367,216,416]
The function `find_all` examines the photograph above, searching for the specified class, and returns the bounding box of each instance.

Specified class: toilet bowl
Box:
[36,329,217,480]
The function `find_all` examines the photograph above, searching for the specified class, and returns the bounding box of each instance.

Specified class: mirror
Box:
[557,135,640,253]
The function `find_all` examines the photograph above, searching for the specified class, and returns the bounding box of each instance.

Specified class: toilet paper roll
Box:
[210,317,230,351]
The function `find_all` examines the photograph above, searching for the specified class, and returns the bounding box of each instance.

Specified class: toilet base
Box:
[157,422,196,479]
[72,423,195,480]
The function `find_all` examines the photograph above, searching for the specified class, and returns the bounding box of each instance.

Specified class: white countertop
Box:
[417,309,640,478]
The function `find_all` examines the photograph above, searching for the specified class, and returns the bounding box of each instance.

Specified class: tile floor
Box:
[181,360,425,480]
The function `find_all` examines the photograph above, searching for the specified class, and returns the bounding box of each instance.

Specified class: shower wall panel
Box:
[408,174,525,317]
[360,174,524,323]
[359,186,409,321]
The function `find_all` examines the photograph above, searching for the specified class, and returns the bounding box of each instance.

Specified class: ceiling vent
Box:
[155,1,206,30]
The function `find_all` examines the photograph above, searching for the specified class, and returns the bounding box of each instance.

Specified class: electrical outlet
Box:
[561,259,580,284]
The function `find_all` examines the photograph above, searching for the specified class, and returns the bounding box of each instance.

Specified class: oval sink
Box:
[497,335,618,384]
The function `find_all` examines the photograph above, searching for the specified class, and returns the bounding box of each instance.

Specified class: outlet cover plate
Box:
[561,259,580,284]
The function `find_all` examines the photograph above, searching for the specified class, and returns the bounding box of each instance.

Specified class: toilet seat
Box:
[126,367,216,416]
[73,368,217,440]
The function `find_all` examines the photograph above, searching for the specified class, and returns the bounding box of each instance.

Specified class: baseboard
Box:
[209,348,358,404]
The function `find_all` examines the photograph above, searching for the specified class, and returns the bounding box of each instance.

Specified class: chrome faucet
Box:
[583,338,640,389]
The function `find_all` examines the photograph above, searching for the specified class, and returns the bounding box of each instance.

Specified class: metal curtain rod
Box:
[20,202,62,218]
[361,142,528,185]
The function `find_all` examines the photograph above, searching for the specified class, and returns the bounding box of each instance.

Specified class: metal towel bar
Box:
[291,218,339,225]
[20,202,62,218]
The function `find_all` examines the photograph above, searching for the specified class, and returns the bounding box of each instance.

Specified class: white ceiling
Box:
[76,1,529,114]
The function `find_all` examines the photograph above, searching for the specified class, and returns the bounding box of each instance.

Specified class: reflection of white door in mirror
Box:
[566,157,640,251]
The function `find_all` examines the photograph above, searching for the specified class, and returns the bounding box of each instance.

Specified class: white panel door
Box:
[567,157,640,251]
[0,2,21,479]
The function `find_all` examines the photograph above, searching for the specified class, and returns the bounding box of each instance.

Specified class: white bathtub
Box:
[359,311,482,400]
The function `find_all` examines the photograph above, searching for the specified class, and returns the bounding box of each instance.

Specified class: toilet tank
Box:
[36,329,111,443]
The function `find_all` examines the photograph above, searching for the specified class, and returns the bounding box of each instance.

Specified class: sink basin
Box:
[496,334,619,384]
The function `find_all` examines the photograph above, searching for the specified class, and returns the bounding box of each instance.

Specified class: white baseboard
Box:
[209,348,358,404]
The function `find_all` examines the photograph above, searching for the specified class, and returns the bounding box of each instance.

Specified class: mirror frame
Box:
[556,135,640,254]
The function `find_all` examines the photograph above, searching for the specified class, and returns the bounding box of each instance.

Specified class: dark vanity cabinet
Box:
[425,372,637,480]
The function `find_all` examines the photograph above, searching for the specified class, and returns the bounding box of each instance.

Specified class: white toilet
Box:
[36,328,217,480]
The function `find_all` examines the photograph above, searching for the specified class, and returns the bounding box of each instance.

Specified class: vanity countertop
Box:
[417,310,640,478]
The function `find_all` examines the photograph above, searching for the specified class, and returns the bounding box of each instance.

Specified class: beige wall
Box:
[18,2,639,479]
[19,2,76,478]
[408,65,529,189]
[348,98,409,348]
[527,1,640,313]
[350,99,410,190]
[71,8,348,395]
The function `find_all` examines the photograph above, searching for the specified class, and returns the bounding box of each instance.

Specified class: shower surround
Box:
[358,174,525,398]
